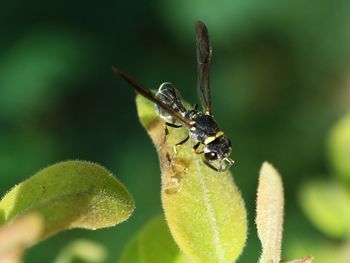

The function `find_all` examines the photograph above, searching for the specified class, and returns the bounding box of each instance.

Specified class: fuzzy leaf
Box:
[136,95,247,263]
[299,180,350,238]
[0,160,135,241]
[118,215,189,263]
[256,162,284,263]
[328,113,350,183]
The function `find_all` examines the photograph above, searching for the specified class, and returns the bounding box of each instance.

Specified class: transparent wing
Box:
[112,66,192,127]
[195,21,212,115]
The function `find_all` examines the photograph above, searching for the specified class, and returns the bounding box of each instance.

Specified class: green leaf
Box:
[136,95,247,263]
[299,179,350,238]
[0,160,135,241]
[53,239,107,263]
[118,235,140,263]
[139,215,189,263]
[328,113,350,183]
[256,162,284,263]
[118,215,189,263]
[285,236,340,263]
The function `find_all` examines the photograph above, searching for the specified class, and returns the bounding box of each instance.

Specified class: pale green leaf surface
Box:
[0,251,22,263]
[341,238,350,263]
[256,162,284,263]
[284,256,314,263]
[328,113,350,182]
[53,239,107,263]
[136,95,247,263]
[118,215,189,263]
[0,160,135,241]
[0,213,43,261]
[299,179,350,238]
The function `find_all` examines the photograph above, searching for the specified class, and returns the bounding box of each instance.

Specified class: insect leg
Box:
[163,123,169,142]
[163,122,183,143]
[173,135,189,154]
[202,159,220,172]
[202,158,233,172]
[166,122,182,128]
[220,158,234,171]
[193,142,203,154]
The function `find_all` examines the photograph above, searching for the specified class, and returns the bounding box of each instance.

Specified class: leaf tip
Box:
[256,161,284,263]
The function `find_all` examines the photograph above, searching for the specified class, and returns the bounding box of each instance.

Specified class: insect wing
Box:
[112,66,192,127]
[195,21,212,115]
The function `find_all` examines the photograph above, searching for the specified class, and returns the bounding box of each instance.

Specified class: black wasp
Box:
[113,21,234,172]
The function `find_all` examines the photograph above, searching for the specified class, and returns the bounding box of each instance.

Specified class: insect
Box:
[113,21,234,172]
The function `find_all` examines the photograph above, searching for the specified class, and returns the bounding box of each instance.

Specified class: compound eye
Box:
[204,151,218,161]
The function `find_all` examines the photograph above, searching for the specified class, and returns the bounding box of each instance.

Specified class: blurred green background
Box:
[1,0,350,262]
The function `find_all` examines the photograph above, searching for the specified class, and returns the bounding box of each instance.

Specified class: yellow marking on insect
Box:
[190,121,196,125]
[190,127,196,131]
[204,136,216,145]
[204,131,225,145]
[215,131,224,138]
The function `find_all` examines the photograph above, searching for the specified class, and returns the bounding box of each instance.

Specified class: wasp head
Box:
[203,135,234,171]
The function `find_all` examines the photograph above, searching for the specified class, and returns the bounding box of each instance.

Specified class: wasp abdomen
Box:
[155,82,187,123]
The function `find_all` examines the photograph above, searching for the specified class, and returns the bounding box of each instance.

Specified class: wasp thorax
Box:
[187,112,219,142]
